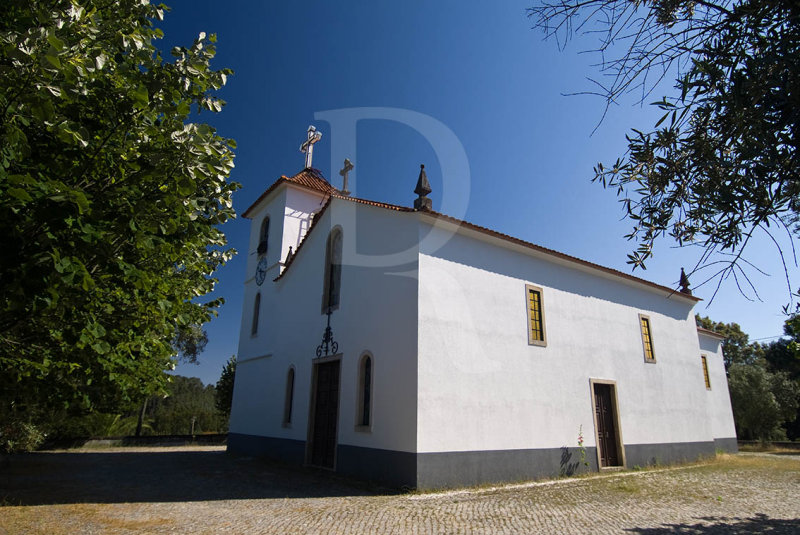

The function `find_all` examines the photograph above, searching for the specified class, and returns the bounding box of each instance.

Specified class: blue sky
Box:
[160,1,798,385]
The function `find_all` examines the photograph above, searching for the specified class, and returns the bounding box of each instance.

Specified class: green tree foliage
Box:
[147,375,221,435]
[173,324,208,364]
[529,0,799,298]
[215,355,236,420]
[55,411,146,438]
[764,339,800,383]
[728,363,799,441]
[785,312,800,359]
[762,324,800,439]
[45,375,223,438]
[0,0,237,444]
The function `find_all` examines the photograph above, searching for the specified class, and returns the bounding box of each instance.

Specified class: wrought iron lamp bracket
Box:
[315,306,339,358]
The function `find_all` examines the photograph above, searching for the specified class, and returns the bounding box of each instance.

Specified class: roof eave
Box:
[417,210,701,304]
[242,178,330,219]
[261,187,701,304]
[697,326,726,340]
[241,177,287,219]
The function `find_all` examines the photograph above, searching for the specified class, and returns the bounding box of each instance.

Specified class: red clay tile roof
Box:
[259,170,698,302]
[241,168,334,219]
[329,193,413,212]
[289,168,337,194]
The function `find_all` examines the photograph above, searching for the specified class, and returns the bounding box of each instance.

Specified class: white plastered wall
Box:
[230,194,420,454]
[233,185,326,363]
[416,220,722,454]
[281,187,328,269]
[698,333,738,441]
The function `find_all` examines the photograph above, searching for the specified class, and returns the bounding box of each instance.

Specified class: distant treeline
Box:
[53,375,227,438]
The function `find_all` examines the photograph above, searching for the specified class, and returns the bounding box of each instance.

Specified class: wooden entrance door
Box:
[594,383,621,467]
[309,360,340,468]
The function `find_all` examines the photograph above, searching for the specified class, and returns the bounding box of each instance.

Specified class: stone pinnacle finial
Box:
[414,164,432,211]
[679,267,692,295]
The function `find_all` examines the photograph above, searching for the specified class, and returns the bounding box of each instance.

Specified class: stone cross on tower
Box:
[300,125,322,169]
[338,158,353,196]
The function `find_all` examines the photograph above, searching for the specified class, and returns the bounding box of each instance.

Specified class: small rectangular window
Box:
[639,314,655,362]
[322,229,343,313]
[283,367,294,426]
[525,284,547,347]
[258,217,269,256]
[701,355,711,389]
[251,293,261,336]
[356,355,372,431]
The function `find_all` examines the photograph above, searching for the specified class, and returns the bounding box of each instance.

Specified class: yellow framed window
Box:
[526,284,547,346]
[639,314,655,362]
[701,355,711,389]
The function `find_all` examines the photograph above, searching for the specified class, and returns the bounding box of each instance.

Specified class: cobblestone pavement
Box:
[1,447,799,534]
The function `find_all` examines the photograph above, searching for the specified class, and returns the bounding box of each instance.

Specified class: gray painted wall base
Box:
[624,441,715,469]
[226,433,739,489]
[623,437,737,469]
[417,446,598,490]
[228,433,305,464]
[337,444,417,488]
[714,437,738,453]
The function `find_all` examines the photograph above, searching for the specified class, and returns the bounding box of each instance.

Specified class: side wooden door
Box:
[309,360,340,469]
[594,383,620,467]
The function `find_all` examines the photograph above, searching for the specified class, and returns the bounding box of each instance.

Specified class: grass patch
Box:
[410,453,800,501]
[566,454,800,504]
[607,479,641,494]
[0,503,175,535]
[738,443,800,453]
[713,452,800,470]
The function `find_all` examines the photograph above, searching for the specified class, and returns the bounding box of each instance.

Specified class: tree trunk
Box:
[135,397,149,437]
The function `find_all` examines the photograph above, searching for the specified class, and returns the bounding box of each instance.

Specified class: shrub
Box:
[1,421,45,453]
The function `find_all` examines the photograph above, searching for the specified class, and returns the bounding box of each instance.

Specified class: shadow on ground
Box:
[0,449,390,505]
[626,514,800,534]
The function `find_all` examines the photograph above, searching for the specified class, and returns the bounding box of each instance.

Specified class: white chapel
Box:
[228,128,737,489]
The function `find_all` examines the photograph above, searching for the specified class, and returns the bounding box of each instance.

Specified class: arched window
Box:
[322,228,343,312]
[251,293,261,335]
[258,217,270,256]
[283,366,295,425]
[357,354,372,428]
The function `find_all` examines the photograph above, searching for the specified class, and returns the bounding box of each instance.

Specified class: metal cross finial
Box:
[338,158,353,196]
[299,125,322,169]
